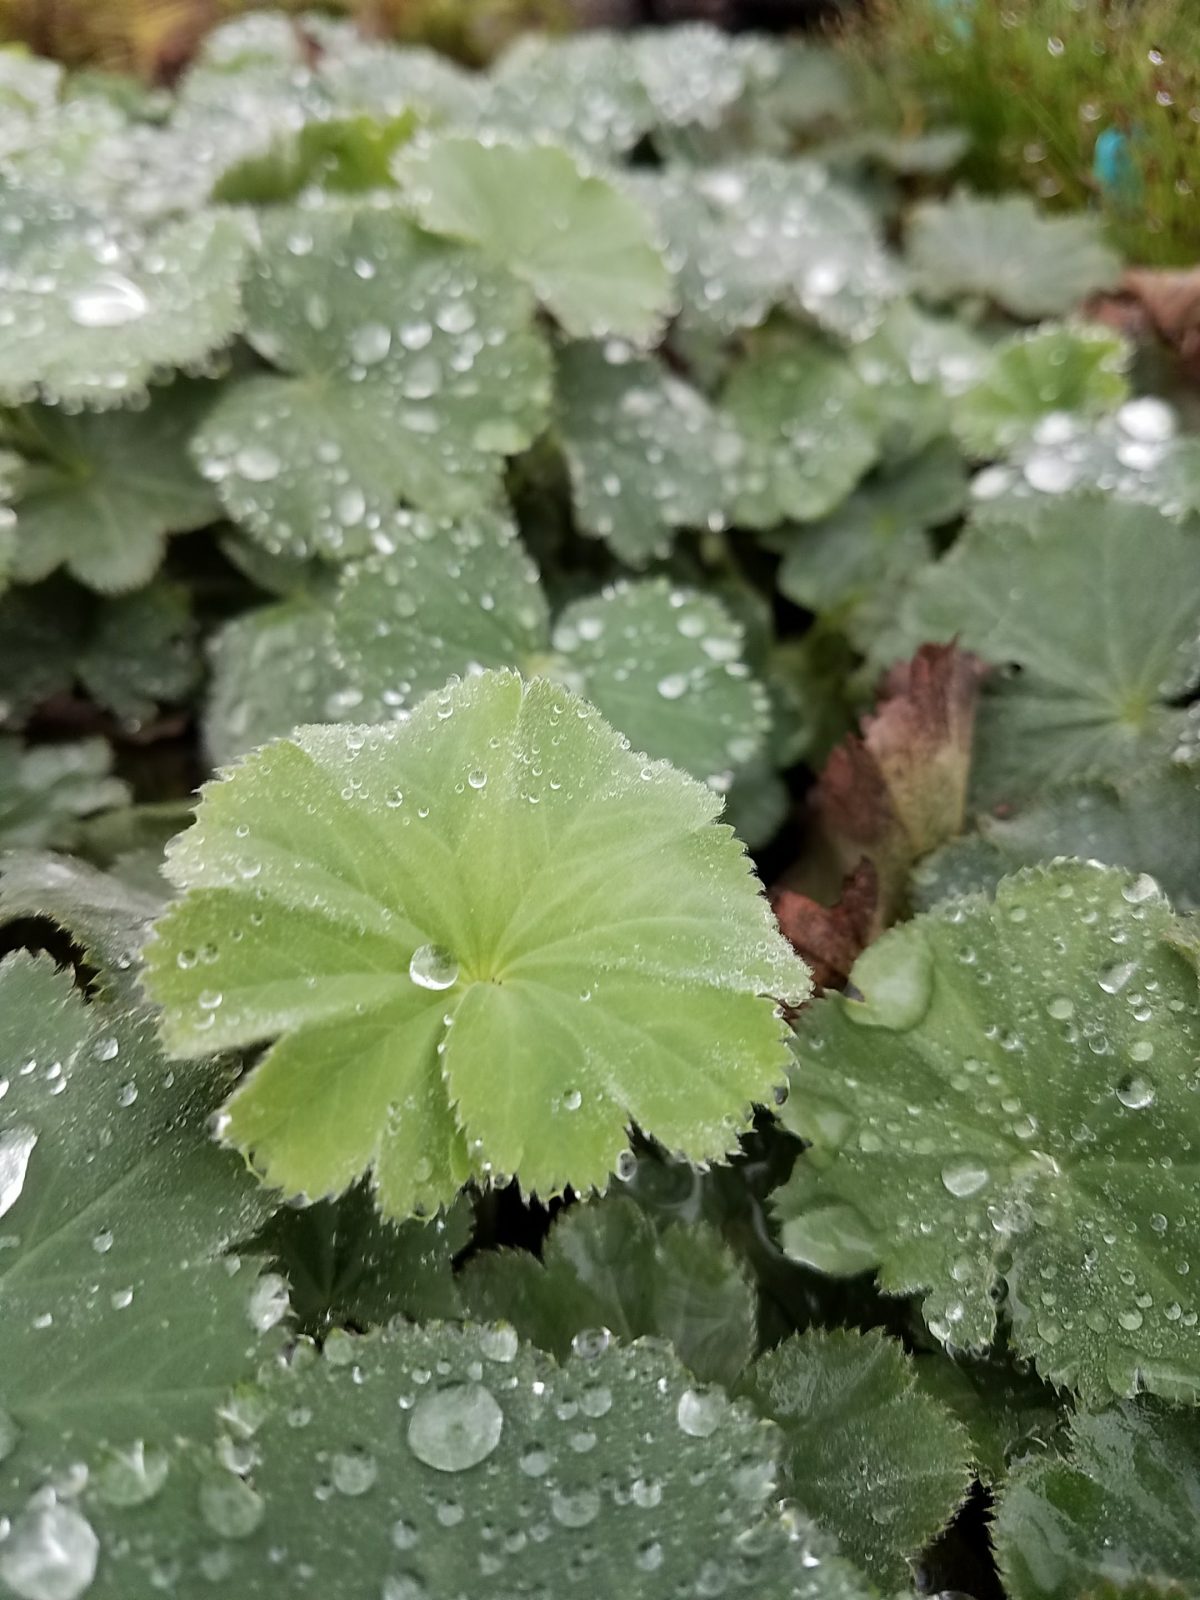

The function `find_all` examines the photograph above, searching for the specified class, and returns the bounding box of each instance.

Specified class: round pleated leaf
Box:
[191,206,552,558]
[777,862,1200,1405]
[555,341,739,565]
[741,1328,972,1588]
[550,578,769,789]
[953,322,1130,456]
[908,193,1120,319]
[3,383,219,593]
[722,332,880,529]
[145,671,807,1216]
[889,496,1200,803]
[460,1192,757,1387]
[631,158,899,340]
[0,176,248,408]
[397,135,674,343]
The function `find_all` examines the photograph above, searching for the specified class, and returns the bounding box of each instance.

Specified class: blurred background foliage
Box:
[0,0,1195,264]
[847,0,1198,267]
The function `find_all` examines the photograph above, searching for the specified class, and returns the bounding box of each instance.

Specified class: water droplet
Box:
[95,1441,169,1507]
[1116,1074,1155,1110]
[569,1327,610,1360]
[0,1499,99,1600]
[845,931,934,1031]
[247,1273,289,1333]
[408,944,459,991]
[467,769,487,790]
[550,1487,600,1528]
[656,673,688,700]
[1122,872,1160,904]
[0,1126,37,1220]
[234,444,282,483]
[199,1476,265,1539]
[477,1324,518,1363]
[332,1448,378,1496]
[382,1578,427,1600]
[350,322,391,366]
[676,1387,724,1438]
[940,1160,990,1198]
[407,1383,503,1472]
[1098,960,1138,995]
[68,273,148,328]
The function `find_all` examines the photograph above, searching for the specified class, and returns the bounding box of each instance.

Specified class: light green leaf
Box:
[994,1403,1200,1599]
[82,1322,873,1600]
[0,737,129,851]
[397,135,673,343]
[191,207,552,558]
[908,193,1121,319]
[2,383,219,593]
[460,1192,757,1387]
[206,516,768,787]
[722,330,880,528]
[0,176,248,408]
[953,322,1130,456]
[913,763,1200,918]
[775,440,967,648]
[848,299,988,465]
[317,35,482,126]
[776,861,1200,1405]
[890,497,1200,803]
[555,341,738,565]
[630,158,900,340]
[258,1186,471,1335]
[0,951,279,1536]
[146,670,807,1217]
[741,1328,972,1587]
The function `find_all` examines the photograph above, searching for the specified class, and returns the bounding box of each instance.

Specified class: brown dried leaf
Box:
[771,644,986,986]
[771,859,878,995]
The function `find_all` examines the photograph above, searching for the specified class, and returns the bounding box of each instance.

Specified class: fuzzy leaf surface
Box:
[741,1328,972,1587]
[776,861,1200,1406]
[0,952,278,1535]
[0,177,247,407]
[891,497,1200,804]
[460,1193,757,1387]
[146,671,806,1216]
[993,1403,1200,1599]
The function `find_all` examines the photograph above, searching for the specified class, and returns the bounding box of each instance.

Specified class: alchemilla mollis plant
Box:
[2,12,1200,1600]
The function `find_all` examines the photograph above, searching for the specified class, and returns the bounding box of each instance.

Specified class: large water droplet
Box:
[676,1387,725,1438]
[1116,1074,1155,1110]
[940,1160,990,1199]
[408,944,459,992]
[234,444,282,483]
[0,1499,99,1600]
[68,273,148,328]
[349,322,392,366]
[0,1126,37,1220]
[549,1486,601,1528]
[407,1383,503,1472]
[844,931,934,1031]
[331,1448,378,1496]
[247,1273,289,1333]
